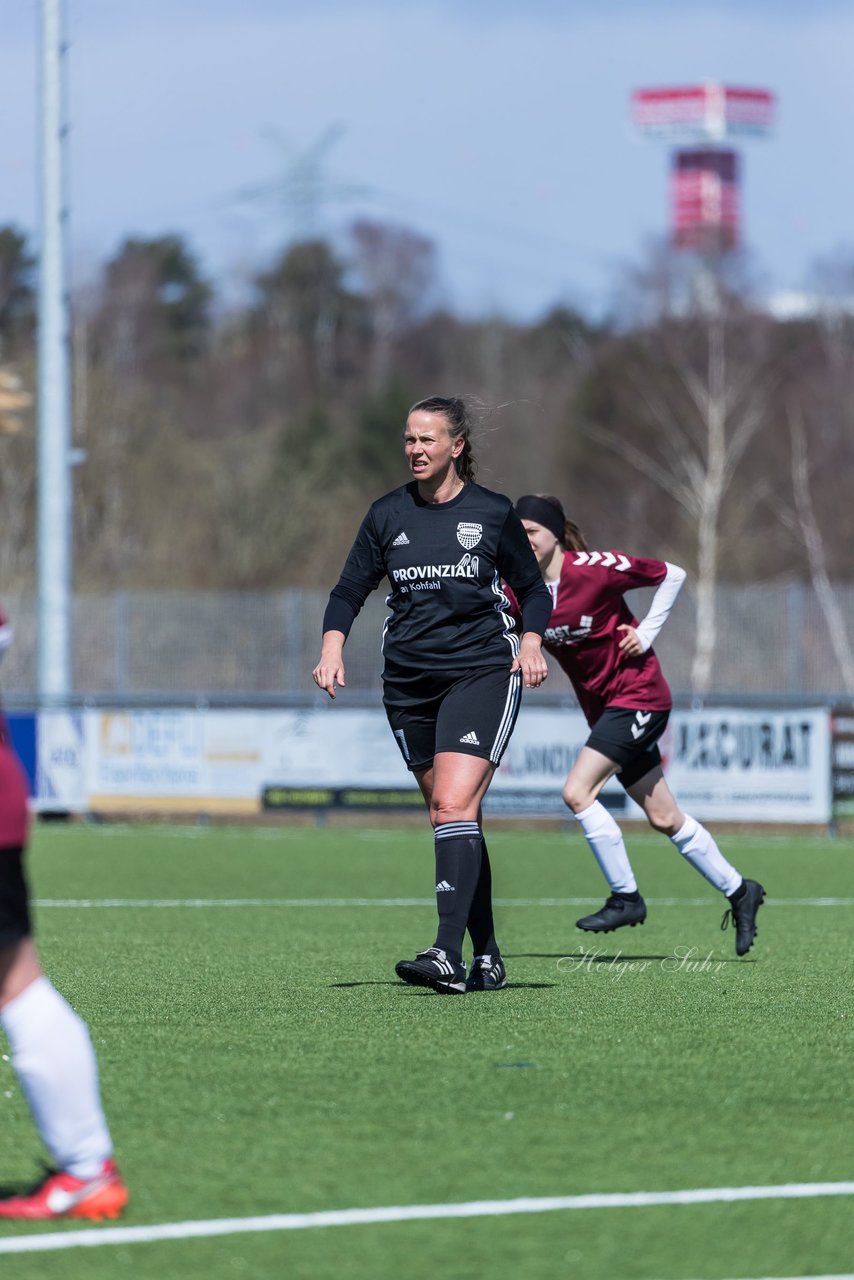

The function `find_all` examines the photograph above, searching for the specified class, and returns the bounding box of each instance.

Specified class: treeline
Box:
[1,220,853,609]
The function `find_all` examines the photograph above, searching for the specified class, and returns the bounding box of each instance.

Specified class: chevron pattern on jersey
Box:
[573,550,631,571]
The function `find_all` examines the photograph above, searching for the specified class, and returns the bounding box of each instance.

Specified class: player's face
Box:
[403,411,463,484]
[522,519,560,570]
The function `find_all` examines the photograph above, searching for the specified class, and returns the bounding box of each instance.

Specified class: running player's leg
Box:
[568,707,672,898]
[563,746,638,895]
[0,930,114,1178]
[563,709,672,933]
[626,765,741,893]
[625,765,765,954]
[0,742,126,1218]
[0,927,127,1219]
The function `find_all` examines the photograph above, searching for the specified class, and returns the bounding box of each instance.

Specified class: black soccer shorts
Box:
[0,846,32,948]
[585,706,670,789]
[384,665,523,773]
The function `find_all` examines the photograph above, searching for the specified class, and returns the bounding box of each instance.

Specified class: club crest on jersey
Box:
[457,522,482,550]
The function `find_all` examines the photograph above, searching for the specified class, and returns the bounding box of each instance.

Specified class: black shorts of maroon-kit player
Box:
[585,706,670,789]
[0,847,31,949]
[384,665,523,774]
[0,743,31,948]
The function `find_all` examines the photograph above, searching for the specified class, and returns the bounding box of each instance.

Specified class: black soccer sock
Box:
[432,821,483,965]
[467,834,498,958]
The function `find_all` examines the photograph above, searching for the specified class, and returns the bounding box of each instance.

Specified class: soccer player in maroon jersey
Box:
[509,495,765,957]
[313,398,552,993]
[0,608,128,1220]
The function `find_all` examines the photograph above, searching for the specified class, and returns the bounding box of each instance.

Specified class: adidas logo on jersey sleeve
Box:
[392,531,410,546]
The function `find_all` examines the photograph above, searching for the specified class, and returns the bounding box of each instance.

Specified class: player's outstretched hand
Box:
[616,623,644,657]
[312,656,346,698]
[312,632,347,699]
[511,632,548,689]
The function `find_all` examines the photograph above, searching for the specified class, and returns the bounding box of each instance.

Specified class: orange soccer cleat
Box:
[0,1158,128,1220]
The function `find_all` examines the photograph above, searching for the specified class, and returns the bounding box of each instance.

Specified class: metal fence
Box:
[1,583,853,705]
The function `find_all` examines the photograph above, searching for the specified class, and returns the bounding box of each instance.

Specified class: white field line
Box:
[32,896,854,909]
[0,1182,852,1257]
[45,826,851,847]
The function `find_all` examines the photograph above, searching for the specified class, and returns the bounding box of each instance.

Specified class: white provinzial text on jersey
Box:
[392,557,479,583]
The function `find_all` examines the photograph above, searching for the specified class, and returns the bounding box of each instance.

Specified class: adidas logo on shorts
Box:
[459,730,480,745]
[392,531,410,546]
[436,880,455,892]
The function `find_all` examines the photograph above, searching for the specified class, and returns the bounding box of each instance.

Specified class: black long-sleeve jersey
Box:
[323,481,552,673]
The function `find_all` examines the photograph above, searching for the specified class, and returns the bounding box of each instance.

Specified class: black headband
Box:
[514,495,565,545]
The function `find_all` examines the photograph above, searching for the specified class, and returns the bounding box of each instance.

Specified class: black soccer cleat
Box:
[395,947,466,995]
[576,893,647,934]
[465,954,507,992]
[721,878,766,956]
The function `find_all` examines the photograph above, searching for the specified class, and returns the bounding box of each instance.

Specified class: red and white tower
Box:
[631,83,775,252]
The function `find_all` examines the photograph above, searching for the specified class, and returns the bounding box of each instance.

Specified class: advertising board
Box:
[40,705,831,824]
[83,709,267,813]
[830,706,854,819]
[36,710,86,811]
[662,707,831,823]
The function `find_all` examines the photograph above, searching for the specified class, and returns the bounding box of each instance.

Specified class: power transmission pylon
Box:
[230,123,372,243]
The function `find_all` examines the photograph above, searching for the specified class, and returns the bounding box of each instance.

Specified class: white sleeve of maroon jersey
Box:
[634,562,686,652]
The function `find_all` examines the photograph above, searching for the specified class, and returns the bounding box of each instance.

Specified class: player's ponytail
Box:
[409,395,477,483]
[563,518,588,553]
[532,495,588,552]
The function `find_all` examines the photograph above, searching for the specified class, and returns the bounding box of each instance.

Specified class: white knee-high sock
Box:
[0,976,113,1178]
[670,815,742,897]
[573,800,638,894]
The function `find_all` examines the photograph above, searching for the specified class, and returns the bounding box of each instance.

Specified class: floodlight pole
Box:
[37,0,73,705]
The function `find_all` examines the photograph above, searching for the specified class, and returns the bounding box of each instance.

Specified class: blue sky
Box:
[1,0,851,319]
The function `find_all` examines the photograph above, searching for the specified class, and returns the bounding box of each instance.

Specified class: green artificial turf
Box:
[1,822,852,1278]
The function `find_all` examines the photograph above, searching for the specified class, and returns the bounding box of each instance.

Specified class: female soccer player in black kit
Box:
[313,397,552,994]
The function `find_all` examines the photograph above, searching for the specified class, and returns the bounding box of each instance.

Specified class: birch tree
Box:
[581,256,774,692]
[771,266,854,695]
[784,409,854,693]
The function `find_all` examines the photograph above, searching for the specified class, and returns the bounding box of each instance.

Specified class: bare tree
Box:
[0,226,36,359]
[770,268,854,695]
[0,348,36,589]
[349,220,437,393]
[781,410,854,693]
[254,239,356,397]
[582,257,774,692]
[0,425,36,588]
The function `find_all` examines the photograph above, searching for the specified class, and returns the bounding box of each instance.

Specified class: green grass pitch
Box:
[1,821,852,1278]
